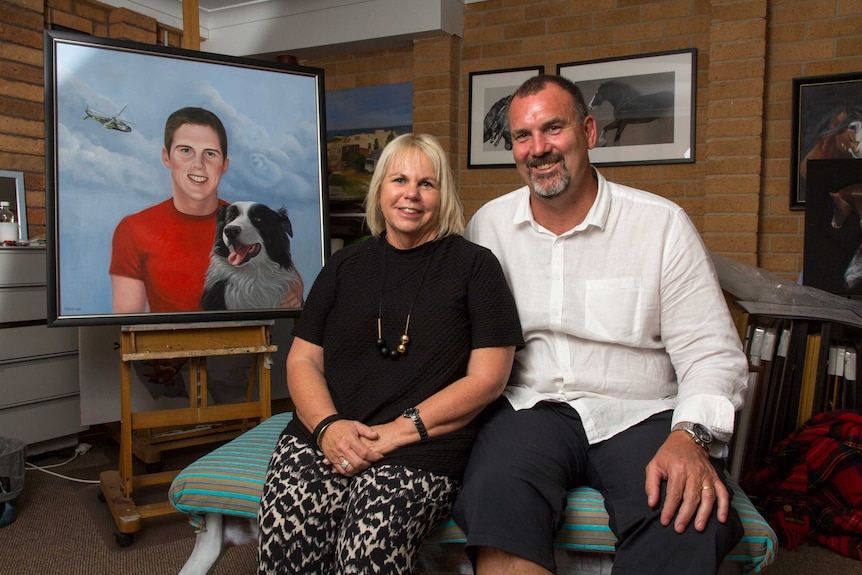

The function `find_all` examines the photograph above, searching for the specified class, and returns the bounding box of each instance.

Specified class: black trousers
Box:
[453,398,744,574]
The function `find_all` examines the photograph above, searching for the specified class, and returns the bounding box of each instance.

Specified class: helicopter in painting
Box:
[84,104,133,132]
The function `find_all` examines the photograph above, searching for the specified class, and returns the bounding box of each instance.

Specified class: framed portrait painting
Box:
[789,72,862,210]
[44,30,328,327]
[468,66,544,168]
[557,49,696,166]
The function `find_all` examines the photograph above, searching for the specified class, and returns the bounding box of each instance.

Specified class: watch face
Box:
[403,407,418,418]
[692,423,712,443]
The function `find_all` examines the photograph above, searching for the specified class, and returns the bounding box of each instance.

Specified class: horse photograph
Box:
[557,49,695,166]
[587,78,675,147]
[468,66,543,168]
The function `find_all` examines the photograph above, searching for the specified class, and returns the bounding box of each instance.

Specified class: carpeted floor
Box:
[0,433,256,575]
[0,427,858,575]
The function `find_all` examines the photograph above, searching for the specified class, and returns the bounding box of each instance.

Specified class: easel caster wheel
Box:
[114,532,134,547]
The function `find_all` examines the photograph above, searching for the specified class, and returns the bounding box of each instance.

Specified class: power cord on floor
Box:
[24,443,100,484]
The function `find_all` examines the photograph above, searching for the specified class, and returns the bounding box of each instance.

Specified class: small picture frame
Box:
[0,169,28,242]
[468,66,544,168]
[789,72,862,210]
[557,49,696,167]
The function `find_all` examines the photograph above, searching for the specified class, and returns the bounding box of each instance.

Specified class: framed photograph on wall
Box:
[0,170,28,242]
[557,49,696,167]
[789,72,862,210]
[468,66,544,168]
[44,30,328,327]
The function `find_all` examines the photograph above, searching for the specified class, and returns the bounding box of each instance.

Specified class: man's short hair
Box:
[513,75,590,122]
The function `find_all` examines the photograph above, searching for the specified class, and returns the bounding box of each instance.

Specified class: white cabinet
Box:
[0,246,86,453]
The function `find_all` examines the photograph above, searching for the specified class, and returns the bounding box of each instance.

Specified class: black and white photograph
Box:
[557,49,696,166]
[468,66,544,168]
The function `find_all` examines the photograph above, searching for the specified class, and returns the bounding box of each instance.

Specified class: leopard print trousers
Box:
[258,434,459,575]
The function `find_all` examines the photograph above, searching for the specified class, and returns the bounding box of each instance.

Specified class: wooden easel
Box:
[99,320,276,545]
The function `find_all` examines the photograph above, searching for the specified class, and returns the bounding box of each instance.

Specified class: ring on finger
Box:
[340,459,349,470]
[701,484,713,491]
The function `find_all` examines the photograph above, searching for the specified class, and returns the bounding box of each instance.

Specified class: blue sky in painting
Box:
[325,82,412,133]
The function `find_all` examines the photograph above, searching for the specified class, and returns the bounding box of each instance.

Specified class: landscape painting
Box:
[325,82,413,202]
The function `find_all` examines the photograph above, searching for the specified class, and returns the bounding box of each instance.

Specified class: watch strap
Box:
[672,422,711,451]
[403,408,429,441]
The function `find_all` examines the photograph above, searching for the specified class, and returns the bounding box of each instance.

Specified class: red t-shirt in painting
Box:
[110,198,228,313]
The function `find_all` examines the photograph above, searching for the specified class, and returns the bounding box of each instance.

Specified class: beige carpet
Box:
[0,455,257,575]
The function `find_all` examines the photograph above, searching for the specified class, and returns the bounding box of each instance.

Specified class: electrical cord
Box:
[24,443,100,484]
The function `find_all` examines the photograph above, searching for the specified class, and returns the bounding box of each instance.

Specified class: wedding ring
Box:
[340,459,349,469]
[701,484,713,491]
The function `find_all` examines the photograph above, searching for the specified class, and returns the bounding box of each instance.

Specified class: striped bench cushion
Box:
[169,412,777,573]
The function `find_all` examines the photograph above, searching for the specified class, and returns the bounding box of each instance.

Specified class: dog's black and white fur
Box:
[201,201,299,310]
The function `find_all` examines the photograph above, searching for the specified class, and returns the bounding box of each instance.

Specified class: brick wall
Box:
[1,0,860,276]
[0,0,177,240]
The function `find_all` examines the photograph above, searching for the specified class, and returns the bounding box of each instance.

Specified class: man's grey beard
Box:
[529,162,570,198]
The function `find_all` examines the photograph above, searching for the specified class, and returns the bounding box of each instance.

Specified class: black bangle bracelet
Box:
[312,414,343,447]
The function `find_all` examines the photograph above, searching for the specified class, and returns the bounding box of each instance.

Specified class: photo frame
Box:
[557,49,696,166]
[789,72,862,210]
[44,30,328,327]
[468,66,544,168]
[0,170,28,242]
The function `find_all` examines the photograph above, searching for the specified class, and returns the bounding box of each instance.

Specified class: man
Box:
[453,74,749,574]
[110,107,303,313]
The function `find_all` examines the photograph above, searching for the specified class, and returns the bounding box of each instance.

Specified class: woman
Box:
[258,133,523,574]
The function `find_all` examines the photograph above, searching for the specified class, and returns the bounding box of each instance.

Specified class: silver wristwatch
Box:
[672,422,713,452]
[402,407,429,441]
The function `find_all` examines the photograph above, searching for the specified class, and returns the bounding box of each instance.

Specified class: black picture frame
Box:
[44,30,329,327]
[789,72,862,210]
[557,48,696,167]
[467,66,544,168]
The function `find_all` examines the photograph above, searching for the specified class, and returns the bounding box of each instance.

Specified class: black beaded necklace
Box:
[375,239,436,360]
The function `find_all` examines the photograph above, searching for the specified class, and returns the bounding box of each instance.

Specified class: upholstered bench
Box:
[169,412,777,574]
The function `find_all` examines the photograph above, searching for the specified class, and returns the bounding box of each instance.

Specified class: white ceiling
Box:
[102,0,470,58]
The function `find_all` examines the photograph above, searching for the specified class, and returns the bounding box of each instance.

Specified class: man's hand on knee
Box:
[644,432,730,533]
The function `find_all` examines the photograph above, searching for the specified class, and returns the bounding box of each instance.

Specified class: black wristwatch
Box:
[402,407,429,441]
[672,422,713,452]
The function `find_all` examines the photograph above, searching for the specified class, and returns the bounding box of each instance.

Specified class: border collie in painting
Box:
[201,201,299,310]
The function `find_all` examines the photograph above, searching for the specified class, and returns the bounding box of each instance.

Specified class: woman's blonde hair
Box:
[364,133,464,238]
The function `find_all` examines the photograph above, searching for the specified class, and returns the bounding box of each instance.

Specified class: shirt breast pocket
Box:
[584,278,643,342]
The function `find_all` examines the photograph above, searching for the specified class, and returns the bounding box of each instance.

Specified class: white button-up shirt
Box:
[465,170,748,457]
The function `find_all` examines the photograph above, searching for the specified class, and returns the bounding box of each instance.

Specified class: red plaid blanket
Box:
[744,409,862,561]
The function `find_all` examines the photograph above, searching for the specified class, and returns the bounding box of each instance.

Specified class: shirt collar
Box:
[512,168,611,234]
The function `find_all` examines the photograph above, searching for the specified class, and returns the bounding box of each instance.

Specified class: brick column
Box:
[412,35,460,168]
[1,0,46,238]
[108,8,157,43]
[702,1,768,266]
